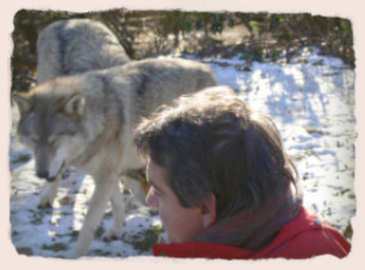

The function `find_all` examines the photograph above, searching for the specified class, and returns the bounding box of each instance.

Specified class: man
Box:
[134,86,350,259]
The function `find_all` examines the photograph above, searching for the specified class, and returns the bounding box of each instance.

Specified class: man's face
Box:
[145,159,205,243]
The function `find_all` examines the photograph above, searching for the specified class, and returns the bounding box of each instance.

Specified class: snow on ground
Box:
[9,48,356,258]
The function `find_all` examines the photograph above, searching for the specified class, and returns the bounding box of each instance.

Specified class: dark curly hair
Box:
[134,86,299,220]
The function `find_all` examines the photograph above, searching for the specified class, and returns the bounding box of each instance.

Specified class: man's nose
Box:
[145,187,158,209]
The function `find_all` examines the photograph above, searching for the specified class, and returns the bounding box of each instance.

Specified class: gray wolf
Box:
[35,18,131,209]
[13,58,216,257]
[36,18,130,83]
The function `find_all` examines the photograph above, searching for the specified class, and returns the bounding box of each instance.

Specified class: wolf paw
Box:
[38,196,54,209]
[38,184,58,208]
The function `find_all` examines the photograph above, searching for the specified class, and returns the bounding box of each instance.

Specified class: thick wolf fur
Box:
[14,58,216,257]
[36,18,130,83]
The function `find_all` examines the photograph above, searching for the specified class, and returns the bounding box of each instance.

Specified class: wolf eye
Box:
[31,135,39,142]
[47,136,56,145]
[48,134,62,145]
[59,131,76,137]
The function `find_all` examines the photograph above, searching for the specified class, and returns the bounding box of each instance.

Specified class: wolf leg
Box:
[102,181,126,241]
[74,175,116,257]
[38,171,62,208]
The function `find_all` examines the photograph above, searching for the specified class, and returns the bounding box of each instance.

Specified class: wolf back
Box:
[36,18,130,83]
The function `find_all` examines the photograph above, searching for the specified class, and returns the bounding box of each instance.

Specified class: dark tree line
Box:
[12,9,354,92]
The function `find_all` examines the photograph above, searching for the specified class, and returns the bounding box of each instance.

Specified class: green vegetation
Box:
[124,224,164,252]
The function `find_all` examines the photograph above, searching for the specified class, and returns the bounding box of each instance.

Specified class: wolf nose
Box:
[36,170,49,180]
[46,176,56,182]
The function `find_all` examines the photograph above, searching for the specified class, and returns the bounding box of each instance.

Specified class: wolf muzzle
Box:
[36,161,66,182]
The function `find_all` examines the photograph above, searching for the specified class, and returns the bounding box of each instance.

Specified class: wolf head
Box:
[13,78,93,182]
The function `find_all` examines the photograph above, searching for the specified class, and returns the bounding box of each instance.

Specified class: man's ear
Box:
[200,193,217,228]
[13,93,32,115]
[64,94,85,117]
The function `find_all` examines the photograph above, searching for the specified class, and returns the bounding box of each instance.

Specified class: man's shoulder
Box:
[152,207,351,260]
[258,207,351,259]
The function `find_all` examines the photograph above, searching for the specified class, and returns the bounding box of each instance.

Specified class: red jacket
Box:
[153,207,351,259]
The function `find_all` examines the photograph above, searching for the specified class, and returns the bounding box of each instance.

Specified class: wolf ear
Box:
[13,93,32,115]
[64,94,85,117]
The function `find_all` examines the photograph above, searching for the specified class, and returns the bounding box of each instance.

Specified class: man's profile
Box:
[134,86,350,259]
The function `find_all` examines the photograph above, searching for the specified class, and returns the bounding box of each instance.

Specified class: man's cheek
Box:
[159,206,167,225]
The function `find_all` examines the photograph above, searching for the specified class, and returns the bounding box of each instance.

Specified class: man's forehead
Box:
[146,158,157,182]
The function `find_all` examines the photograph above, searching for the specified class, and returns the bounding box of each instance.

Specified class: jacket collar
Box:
[152,207,320,259]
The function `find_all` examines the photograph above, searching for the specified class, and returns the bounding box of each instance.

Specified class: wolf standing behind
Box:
[36,18,130,83]
[14,58,217,257]
[34,19,131,208]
